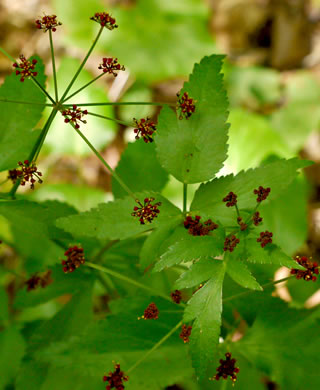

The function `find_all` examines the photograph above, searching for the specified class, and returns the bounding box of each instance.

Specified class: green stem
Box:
[0,98,53,106]
[63,73,105,102]
[31,76,56,105]
[86,111,133,127]
[235,204,240,219]
[91,240,119,264]
[69,123,135,199]
[220,379,228,390]
[0,47,15,62]
[223,276,293,303]
[60,26,103,102]
[49,30,59,102]
[63,102,171,107]
[126,320,182,374]
[86,261,174,303]
[183,183,188,213]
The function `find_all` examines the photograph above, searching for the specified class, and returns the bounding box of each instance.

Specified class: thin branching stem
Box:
[0,98,53,106]
[31,76,56,104]
[63,102,172,107]
[63,73,105,102]
[86,111,133,127]
[49,30,59,101]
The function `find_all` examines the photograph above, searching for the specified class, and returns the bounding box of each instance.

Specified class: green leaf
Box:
[226,256,262,291]
[44,57,115,156]
[139,216,184,269]
[175,258,224,289]
[191,157,311,225]
[183,261,225,379]
[112,140,168,199]
[0,200,77,272]
[155,55,229,184]
[0,327,25,389]
[56,192,181,241]
[244,239,297,268]
[0,287,8,322]
[0,55,46,171]
[153,228,225,272]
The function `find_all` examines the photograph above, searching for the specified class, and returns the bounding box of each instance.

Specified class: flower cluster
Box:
[210,353,240,383]
[237,217,248,231]
[35,15,62,32]
[183,215,218,236]
[13,55,38,82]
[131,198,161,224]
[257,231,273,248]
[176,92,196,119]
[140,302,159,320]
[290,256,319,282]
[254,186,271,202]
[25,270,53,291]
[180,324,192,343]
[133,118,157,143]
[62,246,85,273]
[103,363,128,390]
[61,105,88,129]
[224,235,240,252]
[8,160,43,189]
[90,12,118,29]
[252,211,263,226]
[98,57,125,77]
[171,290,182,304]
[223,191,237,207]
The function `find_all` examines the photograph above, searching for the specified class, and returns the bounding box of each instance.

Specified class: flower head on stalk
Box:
[171,289,182,304]
[180,324,192,343]
[25,270,53,291]
[257,231,273,248]
[290,255,319,282]
[61,105,88,129]
[223,191,237,207]
[8,160,43,189]
[13,55,38,82]
[254,186,271,202]
[90,12,118,29]
[224,235,240,252]
[35,14,62,32]
[138,302,159,320]
[183,215,218,236]
[103,363,129,390]
[131,197,161,224]
[176,91,196,119]
[98,57,125,77]
[62,245,85,273]
[133,118,157,143]
[210,353,240,383]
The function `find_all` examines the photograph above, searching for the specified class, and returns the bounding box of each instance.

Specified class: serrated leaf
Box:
[0,200,76,272]
[175,258,223,289]
[112,139,168,198]
[183,262,225,379]
[244,240,296,267]
[153,228,225,272]
[139,216,183,269]
[226,256,262,291]
[155,55,229,183]
[191,158,311,225]
[0,55,46,171]
[56,192,181,241]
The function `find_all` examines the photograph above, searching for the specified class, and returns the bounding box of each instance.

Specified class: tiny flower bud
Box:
[171,290,182,304]
[90,12,118,30]
[254,186,271,202]
[8,160,43,189]
[61,105,88,129]
[257,231,273,247]
[223,192,237,207]
[252,211,263,226]
[210,352,240,383]
[131,198,161,224]
[139,302,159,320]
[102,363,129,390]
[98,57,125,77]
[62,245,85,273]
[12,55,38,82]
[133,118,157,143]
[183,215,218,236]
[291,256,319,282]
[35,15,62,32]
[176,91,196,119]
[224,235,240,252]
[25,270,53,291]
[180,324,192,343]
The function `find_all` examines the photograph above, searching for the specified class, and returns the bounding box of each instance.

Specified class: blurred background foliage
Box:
[1,0,320,389]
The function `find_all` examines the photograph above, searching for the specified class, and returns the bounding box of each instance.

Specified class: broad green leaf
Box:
[54,0,214,82]
[0,200,76,272]
[112,139,168,198]
[0,55,46,171]
[244,239,297,268]
[226,109,291,173]
[183,261,225,379]
[0,287,8,321]
[56,192,181,241]
[226,256,262,291]
[155,55,229,183]
[175,257,223,289]
[191,158,311,225]
[139,216,184,269]
[153,228,225,272]
[44,57,115,156]
[0,327,25,389]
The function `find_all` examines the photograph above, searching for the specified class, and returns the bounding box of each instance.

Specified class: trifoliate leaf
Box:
[191,158,311,225]
[155,55,229,184]
[112,139,168,199]
[0,56,46,171]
